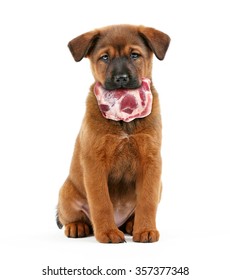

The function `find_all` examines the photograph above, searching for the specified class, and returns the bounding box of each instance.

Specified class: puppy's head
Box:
[68,25,170,90]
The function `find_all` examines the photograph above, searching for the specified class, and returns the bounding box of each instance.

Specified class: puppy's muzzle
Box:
[104,57,140,90]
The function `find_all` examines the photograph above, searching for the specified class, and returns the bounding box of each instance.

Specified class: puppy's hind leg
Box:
[119,213,135,235]
[56,178,92,238]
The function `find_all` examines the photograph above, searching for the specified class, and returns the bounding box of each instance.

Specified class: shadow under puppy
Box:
[56,24,170,243]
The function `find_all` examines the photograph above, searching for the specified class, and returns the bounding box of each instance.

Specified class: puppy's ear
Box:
[68,30,99,62]
[139,26,170,60]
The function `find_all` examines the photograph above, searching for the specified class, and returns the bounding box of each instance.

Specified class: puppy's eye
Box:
[100,54,109,62]
[130,52,140,60]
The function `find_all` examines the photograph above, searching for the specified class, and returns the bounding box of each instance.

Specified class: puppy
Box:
[56,24,170,243]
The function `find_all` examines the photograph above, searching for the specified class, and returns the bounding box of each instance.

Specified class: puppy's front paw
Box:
[64,222,91,238]
[96,229,125,243]
[133,230,159,243]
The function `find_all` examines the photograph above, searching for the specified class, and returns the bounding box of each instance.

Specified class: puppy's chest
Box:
[107,132,139,183]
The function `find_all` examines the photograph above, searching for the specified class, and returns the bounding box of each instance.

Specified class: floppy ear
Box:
[139,26,170,60]
[68,30,99,62]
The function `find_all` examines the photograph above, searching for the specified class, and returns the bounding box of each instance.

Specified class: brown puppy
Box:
[56,24,170,243]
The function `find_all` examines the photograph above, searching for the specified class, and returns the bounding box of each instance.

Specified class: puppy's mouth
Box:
[103,76,141,91]
[94,78,153,122]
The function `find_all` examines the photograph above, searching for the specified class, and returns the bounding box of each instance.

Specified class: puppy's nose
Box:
[114,74,129,86]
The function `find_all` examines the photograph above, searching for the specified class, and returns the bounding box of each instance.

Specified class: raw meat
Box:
[94,78,152,122]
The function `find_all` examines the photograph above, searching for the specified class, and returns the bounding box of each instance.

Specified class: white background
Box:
[1,0,230,279]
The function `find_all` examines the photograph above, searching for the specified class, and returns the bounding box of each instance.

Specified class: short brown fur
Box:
[57,24,170,243]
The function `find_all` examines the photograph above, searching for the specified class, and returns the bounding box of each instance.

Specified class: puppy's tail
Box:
[56,210,63,229]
